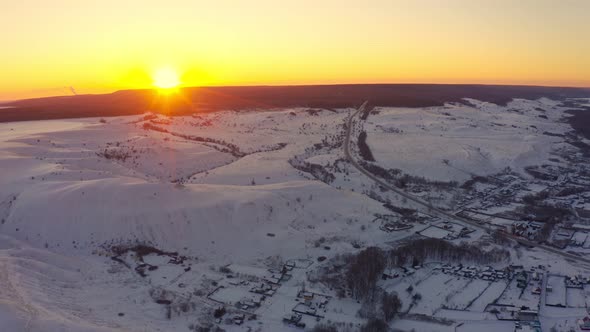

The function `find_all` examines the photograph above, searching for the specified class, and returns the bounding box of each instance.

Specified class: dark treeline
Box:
[359,161,401,181]
[387,238,508,267]
[566,106,590,141]
[142,122,245,157]
[330,239,509,301]
[394,173,458,190]
[308,239,507,330]
[357,131,375,162]
[521,204,571,223]
[347,247,386,299]
[288,159,336,184]
[555,186,587,197]
[382,203,416,217]
[4,84,590,122]
[358,160,457,189]
[521,190,573,223]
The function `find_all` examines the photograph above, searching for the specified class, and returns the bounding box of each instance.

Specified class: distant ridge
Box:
[1,84,589,123]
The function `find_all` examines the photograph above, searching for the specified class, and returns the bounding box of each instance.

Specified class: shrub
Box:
[381,292,402,321]
[213,306,226,318]
[219,266,232,274]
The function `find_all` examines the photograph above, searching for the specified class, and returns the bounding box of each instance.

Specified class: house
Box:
[251,286,264,294]
[515,324,539,332]
[284,261,296,271]
[251,283,276,295]
[264,274,283,285]
[305,307,317,315]
[580,316,590,330]
[301,291,314,304]
[382,271,399,280]
[566,275,584,288]
[518,309,538,321]
[233,314,245,325]
[283,313,302,324]
[241,299,260,309]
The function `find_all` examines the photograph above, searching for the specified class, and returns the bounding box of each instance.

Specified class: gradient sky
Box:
[1,0,589,100]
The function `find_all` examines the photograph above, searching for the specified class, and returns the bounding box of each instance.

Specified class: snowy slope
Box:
[364,98,571,182]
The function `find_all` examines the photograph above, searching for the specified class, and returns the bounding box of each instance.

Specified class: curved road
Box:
[343,102,590,268]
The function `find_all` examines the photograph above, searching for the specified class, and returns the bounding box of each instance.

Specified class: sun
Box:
[152,67,181,90]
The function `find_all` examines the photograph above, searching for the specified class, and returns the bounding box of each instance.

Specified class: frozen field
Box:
[364,98,571,182]
[418,225,451,239]
[467,280,508,312]
[546,275,567,307]
[408,272,470,315]
[446,279,491,310]
[566,287,586,308]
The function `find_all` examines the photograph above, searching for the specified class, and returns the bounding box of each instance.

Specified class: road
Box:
[343,102,590,268]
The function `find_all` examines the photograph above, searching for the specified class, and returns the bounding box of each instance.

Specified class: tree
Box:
[381,292,402,321]
[536,222,554,242]
[213,306,226,318]
[346,247,385,300]
[491,230,511,246]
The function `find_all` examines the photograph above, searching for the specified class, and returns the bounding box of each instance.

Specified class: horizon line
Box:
[3,82,590,104]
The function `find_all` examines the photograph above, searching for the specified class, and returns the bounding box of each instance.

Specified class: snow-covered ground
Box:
[1,98,589,331]
[364,98,571,182]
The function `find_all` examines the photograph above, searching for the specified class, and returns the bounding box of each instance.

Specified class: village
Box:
[203,258,347,331]
[378,260,590,332]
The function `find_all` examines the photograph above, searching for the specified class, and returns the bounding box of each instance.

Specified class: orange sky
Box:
[1,0,589,100]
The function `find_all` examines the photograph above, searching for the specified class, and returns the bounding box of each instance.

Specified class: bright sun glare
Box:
[153,67,180,90]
